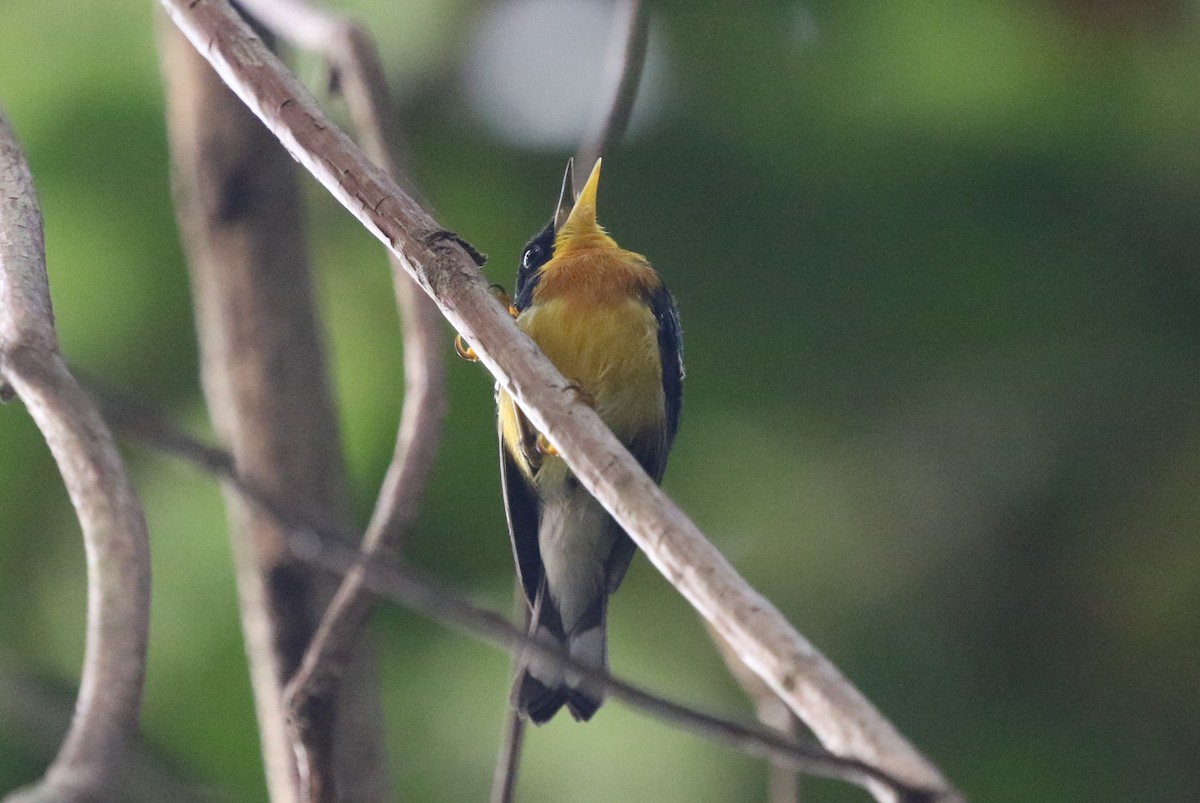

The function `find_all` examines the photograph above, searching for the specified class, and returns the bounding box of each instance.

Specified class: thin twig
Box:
[489,708,525,803]
[157,3,959,800]
[232,3,447,801]
[98,399,935,801]
[574,0,650,180]
[489,586,529,803]
[0,110,151,803]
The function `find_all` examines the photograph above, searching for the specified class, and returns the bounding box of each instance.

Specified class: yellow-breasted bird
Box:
[497,158,684,723]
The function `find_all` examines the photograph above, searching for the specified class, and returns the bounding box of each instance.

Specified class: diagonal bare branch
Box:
[156,2,960,800]
[0,110,151,803]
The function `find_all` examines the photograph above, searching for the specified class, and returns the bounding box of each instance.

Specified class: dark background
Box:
[2,1,1197,800]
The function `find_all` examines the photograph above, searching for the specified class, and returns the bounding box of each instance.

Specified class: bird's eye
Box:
[522,245,542,270]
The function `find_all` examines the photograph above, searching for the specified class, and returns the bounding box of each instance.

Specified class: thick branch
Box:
[231,3,447,801]
[158,2,959,799]
[158,21,387,803]
[0,111,151,803]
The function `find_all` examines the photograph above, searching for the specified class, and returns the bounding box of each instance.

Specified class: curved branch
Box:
[574,0,650,180]
[157,3,960,800]
[0,111,151,803]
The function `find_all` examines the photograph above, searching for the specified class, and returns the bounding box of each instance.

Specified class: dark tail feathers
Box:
[511,589,606,724]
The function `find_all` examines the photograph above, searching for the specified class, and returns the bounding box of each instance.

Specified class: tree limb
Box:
[229,3,448,800]
[158,20,387,803]
[156,2,960,799]
[0,110,151,803]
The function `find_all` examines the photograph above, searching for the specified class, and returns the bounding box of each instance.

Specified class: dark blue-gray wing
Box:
[499,423,542,606]
[651,285,684,452]
[605,285,684,592]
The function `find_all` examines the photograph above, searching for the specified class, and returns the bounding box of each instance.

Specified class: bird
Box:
[496,157,684,723]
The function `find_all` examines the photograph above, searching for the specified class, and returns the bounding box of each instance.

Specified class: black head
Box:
[512,159,576,312]
[513,221,553,312]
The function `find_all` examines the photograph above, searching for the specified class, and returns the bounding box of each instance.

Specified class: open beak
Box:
[561,157,602,233]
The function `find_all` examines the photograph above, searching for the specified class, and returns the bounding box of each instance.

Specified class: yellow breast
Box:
[520,295,663,440]
[498,248,665,478]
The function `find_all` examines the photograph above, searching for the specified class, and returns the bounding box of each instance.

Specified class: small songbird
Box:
[497,158,684,723]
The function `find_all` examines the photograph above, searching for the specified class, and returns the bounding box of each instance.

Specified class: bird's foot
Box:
[536,432,559,457]
[454,285,519,362]
[565,383,596,409]
[533,385,594,457]
[454,334,479,362]
[489,284,520,318]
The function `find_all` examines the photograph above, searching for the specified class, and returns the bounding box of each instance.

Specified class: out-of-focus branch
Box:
[489,689,526,803]
[101,401,917,799]
[0,111,151,803]
[573,0,649,180]
[234,0,414,187]
[709,623,804,803]
[232,3,448,801]
[157,3,959,800]
[157,20,386,803]
[489,587,529,803]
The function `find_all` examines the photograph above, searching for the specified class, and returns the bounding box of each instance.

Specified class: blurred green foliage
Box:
[2,1,1199,801]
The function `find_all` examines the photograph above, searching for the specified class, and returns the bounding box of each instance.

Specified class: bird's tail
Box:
[512,583,607,724]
